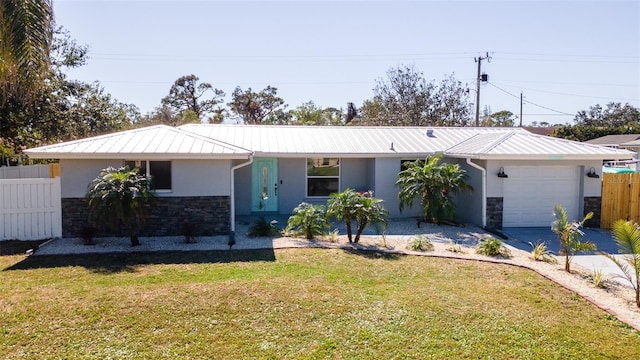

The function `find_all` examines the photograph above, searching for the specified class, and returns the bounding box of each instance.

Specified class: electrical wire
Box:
[487,82,574,116]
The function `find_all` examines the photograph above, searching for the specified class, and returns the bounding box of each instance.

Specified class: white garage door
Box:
[503,166,580,227]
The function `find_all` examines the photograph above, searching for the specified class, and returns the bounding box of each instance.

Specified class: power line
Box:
[487,82,574,116]
[491,81,640,101]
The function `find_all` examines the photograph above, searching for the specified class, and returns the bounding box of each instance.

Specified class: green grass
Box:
[1,249,639,359]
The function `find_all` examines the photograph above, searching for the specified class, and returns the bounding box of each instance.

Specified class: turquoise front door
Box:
[252,158,278,212]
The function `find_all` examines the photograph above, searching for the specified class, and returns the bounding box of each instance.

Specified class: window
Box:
[307,158,339,197]
[124,160,172,190]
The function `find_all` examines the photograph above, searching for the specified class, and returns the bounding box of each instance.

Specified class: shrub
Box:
[591,268,607,288]
[476,237,511,258]
[181,222,197,244]
[247,217,279,237]
[529,241,558,264]
[446,240,466,254]
[285,203,328,239]
[406,235,435,252]
[80,223,96,245]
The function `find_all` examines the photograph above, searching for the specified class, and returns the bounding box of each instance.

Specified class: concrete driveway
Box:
[502,227,635,286]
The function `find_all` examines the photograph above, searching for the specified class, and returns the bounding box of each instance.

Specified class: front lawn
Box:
[1,249,639,359]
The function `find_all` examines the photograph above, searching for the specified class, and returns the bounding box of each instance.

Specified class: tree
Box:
[352,191,388,243]
[228,85,287,124]
[289,101,344,125]
[0,0,54,103]
[326,189,360,242]
[326,189,388,243]
[396,154,472,224]
[551,204,596,273]
[2,27,138,154]
[575,102,640,127]
[161,74,225,122]
[481,110,516,127]
[358,65,472,126]
[87,166,154,246]
[0,0,54,145]
[602,220,640,307]
[551,103,640,141]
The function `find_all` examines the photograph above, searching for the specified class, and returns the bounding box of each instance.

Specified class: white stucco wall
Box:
[450,158,483,226]
[485,159,603,198]
[60,159,232,198]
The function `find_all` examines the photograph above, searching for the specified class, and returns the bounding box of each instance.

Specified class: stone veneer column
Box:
[61,196,230,237]
[486,197,504,229]
[583,196,601,228]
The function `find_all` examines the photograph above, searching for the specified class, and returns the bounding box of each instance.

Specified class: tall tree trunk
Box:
[345,216,352,242]
[354,221,368,243]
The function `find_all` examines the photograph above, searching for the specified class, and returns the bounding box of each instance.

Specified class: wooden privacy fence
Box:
[0,177,62,240]
[601,172,640,229]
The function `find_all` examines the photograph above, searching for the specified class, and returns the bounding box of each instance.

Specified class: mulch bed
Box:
[0,240,49,256]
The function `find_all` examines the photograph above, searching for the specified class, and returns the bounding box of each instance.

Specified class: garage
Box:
[503,166,581,227]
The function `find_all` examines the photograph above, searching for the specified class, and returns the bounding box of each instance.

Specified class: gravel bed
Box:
[34,220,490,255]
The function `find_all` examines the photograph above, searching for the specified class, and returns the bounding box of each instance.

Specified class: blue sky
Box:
[54,0,639,125]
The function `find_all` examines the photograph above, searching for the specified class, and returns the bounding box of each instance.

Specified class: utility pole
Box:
[474,52,491,127]
[519,92,523,127]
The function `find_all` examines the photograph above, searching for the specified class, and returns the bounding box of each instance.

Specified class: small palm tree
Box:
[87,166,153,246]
[602,220,640,307]
[396,154,472,224]
[285,202,328,239]
[327,189,360,242]
[551,204,595,272]
[353,192,388,243]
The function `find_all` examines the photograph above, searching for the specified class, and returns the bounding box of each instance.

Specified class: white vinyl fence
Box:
[0,164,54,179]
[0,177,62,240]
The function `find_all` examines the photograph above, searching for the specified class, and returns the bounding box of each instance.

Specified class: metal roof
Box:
[584,134,640,146]
[446,130,635,160]
[24,124,633,161]
[24,125,252,160]
[179,124,529,158]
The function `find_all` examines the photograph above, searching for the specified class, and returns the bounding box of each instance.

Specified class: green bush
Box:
[247,217,279,237]
[285,203,328,239]
[406,235,435,252]
[529,241,558,264]
[476,237,511,258]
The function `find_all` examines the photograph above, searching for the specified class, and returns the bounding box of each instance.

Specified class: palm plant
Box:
[551,204,595,272]
[87,166,153,246]
[0,0,54,102]
[396,154,472,224]
[352,193,388,243]
[602,220,640,307]
[285,202,328,239]
[327,188,360,242]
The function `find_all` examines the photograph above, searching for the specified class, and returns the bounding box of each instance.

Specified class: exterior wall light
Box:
[497,167,508,178]
[586,167,600,178]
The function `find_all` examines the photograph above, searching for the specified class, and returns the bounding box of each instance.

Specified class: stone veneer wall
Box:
[486,197,503,229]
[62,196,230,237]
[583,196,601,228]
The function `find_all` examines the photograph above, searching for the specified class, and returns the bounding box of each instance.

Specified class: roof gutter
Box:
[466,158,486,228]
[229,154,254,244]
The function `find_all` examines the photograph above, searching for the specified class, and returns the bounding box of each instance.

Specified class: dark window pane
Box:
[150,161,171,190]
[307,178,339,197]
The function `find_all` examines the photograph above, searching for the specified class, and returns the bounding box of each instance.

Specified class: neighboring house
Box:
[585,134,640,169]
[24,125,633,238]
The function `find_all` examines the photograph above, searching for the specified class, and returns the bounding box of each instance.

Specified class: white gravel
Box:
[34,220,490,255]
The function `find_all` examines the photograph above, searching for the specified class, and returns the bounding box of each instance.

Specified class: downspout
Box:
[230,154,254,242]
[466,158,486,228]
